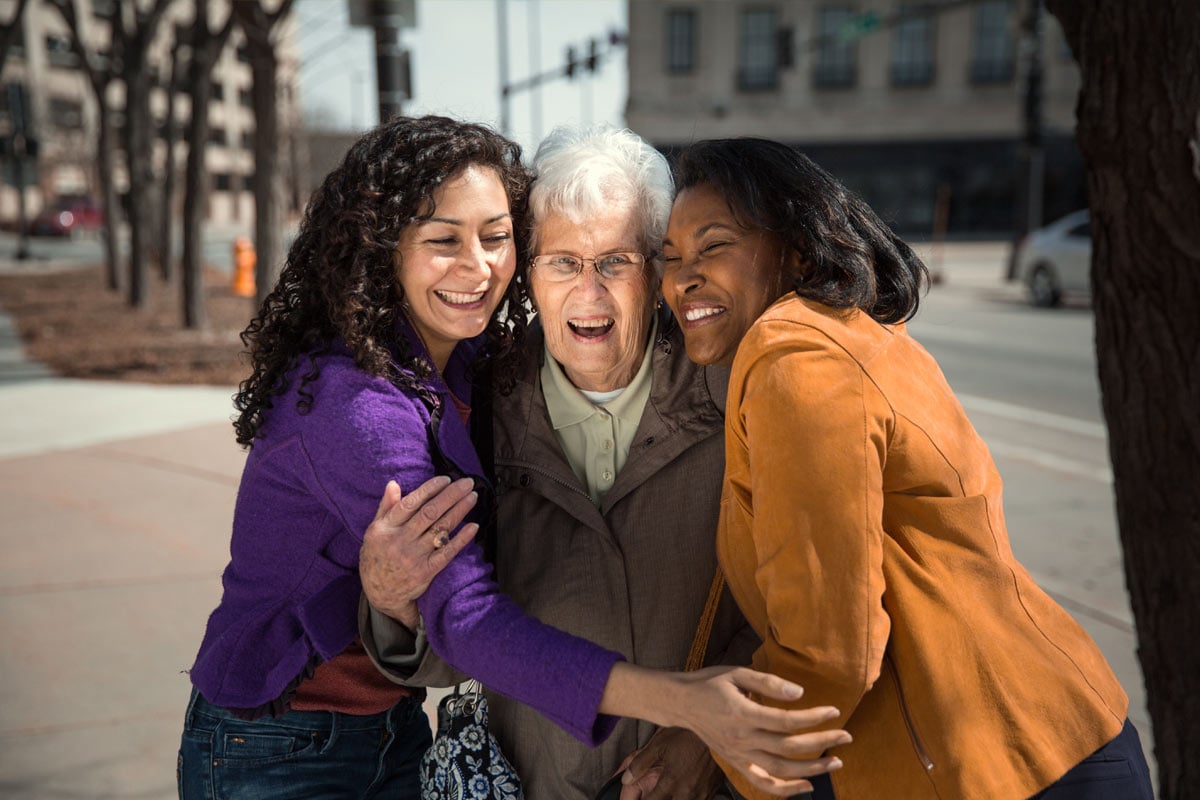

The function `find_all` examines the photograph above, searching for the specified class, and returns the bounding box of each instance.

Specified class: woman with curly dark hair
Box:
[177,117,848,800]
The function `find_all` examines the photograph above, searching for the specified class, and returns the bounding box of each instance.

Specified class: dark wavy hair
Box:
[672,138,928,323]
[232,115,533,447]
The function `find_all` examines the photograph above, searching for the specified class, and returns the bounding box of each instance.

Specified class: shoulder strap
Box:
[685,568,726,672]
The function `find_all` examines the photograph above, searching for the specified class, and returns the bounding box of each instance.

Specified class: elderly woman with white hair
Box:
[358,125,833,799]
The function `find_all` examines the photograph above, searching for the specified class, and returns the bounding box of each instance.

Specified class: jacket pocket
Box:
[885,655,935,772]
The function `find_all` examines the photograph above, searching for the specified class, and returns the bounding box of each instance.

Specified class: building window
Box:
[969,0,1014,83]
[208,127,228,146]
[214,173,233,192]
[738,9,779,91]
[890,6,935,86]
[241,130,254,150]
[49,96,84,129]
[665,8,697,74]
[239,88,253,108]
[211,82,225,101]
[814,7,857,89]
[45,34,79,68]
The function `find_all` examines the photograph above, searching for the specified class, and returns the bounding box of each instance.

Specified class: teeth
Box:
[685,307,724,322]
[436,290,485,305]
[569,318,614,328]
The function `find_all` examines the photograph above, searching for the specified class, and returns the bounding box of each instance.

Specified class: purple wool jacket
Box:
[189,324,623,744]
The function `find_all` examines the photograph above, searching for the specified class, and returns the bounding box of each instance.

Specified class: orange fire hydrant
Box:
[232,236,256,298]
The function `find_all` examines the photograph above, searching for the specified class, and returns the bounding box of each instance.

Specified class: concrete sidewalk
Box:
[0,325,242,798]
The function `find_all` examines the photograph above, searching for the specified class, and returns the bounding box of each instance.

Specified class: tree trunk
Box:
[95,104,123,293]
[158,46,182,283]
[249,42,283,308]
[1046,2,1200,797]
[181,49,212,330]
[0,0,32,75]
[123,61,153,307]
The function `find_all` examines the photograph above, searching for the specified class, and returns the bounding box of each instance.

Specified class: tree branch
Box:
[0,0,32,74]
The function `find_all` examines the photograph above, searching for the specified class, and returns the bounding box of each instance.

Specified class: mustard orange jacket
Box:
[715,295,1127,799]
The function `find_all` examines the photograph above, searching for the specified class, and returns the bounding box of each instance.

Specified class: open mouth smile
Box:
[435,289,487,308]
[681,304,727,326]
[567,317,615,340]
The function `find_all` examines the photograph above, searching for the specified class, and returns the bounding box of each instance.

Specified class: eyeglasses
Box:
[531,252,647,282]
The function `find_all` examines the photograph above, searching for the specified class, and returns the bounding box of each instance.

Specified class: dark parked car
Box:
[29,196,105,237]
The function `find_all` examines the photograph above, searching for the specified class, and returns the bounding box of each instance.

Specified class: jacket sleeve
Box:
[728,321,891,746]
[358,595,465,688]
[307,372,624,746]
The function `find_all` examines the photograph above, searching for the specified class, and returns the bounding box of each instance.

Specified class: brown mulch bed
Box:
[0,265,258,386]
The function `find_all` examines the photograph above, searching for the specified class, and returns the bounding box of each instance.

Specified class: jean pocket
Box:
[214,727,321,767]
[1052,753,1134,787]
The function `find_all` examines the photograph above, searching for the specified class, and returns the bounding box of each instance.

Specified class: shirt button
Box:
[602,439,613,451]
[601,470,613,483]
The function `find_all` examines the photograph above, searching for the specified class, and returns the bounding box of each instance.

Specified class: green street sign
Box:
[838,11,881,43]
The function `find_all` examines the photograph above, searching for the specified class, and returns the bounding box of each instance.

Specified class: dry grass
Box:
[0,265,258,386]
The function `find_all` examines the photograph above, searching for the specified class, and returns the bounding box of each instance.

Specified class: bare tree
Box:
[49,0,122,293]
[180,1,235,329]
[1045,1,1200,797]
[232,0,296,308]
[0,0,32,75]
[157,24,186,283]
[111,0,174,307]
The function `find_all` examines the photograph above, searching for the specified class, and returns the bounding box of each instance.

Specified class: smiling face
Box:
[530,206,656,392]
[661,183,799,367]
[394,165,516,371]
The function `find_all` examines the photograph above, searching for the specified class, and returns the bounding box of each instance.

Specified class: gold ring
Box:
[431,529,450,549]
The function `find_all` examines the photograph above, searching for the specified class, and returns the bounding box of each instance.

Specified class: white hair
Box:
[528,124,674,269]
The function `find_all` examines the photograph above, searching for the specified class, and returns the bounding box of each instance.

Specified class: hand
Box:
[663,666,850,798]
[616,727,724,800]
[360,476,479,629]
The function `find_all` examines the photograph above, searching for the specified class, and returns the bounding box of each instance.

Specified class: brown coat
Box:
[390,316,757,799]
[715,295,1128,800]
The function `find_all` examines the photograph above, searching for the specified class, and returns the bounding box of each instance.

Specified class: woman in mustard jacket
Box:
[658,138,1154,799]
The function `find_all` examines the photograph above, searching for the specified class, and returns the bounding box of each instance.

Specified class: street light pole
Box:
[367,0,411,122]
[497,0,511,135]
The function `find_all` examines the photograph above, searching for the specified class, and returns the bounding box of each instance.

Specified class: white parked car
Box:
[1015,209,1092,307]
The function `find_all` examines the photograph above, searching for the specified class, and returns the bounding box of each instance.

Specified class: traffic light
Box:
[565,45,578,79]
[585,38,599,72]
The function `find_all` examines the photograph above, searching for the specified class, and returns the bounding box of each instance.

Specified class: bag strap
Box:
[684,568,726,672]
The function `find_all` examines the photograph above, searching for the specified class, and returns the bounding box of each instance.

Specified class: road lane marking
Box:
[958,393,1108,439]
[985,440,1113,484]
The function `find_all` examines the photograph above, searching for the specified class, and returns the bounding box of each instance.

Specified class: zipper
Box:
[886,655,935,772]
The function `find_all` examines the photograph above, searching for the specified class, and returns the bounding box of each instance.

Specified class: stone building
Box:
[626,0,1083,236]
[0,0,303,229]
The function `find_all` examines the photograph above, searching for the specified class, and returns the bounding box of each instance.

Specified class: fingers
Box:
[421,489,479,548]
[382,476,473,532]
[725,667,805,704]
[427,523,478,569]
[372,479,404,523]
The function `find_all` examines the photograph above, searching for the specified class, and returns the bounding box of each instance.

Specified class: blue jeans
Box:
[1032,718,1154,799]
[177,688,432,799]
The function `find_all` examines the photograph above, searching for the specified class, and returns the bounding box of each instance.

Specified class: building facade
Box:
[0,0,302,229]
[626,0,1084,236]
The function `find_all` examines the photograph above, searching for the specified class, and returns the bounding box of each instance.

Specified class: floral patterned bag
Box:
[420,682,524,800]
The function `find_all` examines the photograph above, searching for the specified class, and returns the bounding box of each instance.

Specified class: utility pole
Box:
[349,0,415,123]
[6,82,34,261]
[1010,0,1045,279]
[528,0,542,142]
[496,0,511,135]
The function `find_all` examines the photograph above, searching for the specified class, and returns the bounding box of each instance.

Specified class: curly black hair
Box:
[233,115,533,447]
[672,138,928,324]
